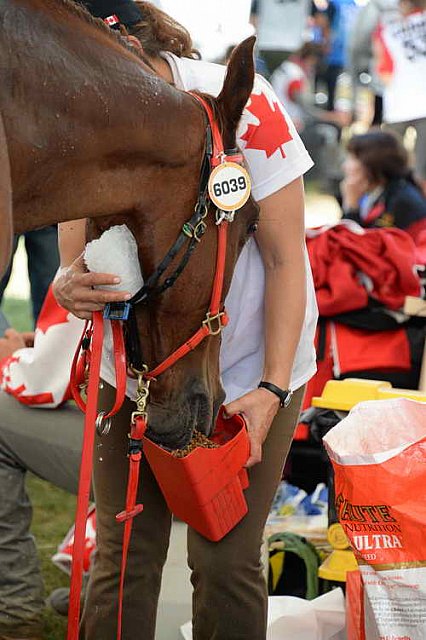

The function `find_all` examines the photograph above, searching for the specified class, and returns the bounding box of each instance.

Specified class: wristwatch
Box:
[258,381,293,408]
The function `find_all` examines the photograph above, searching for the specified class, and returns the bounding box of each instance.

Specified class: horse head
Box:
[91,38,258,449]
[0,0,256,448]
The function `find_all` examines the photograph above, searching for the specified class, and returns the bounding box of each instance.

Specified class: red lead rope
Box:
[67,312,104,639]
[68,94,233,640]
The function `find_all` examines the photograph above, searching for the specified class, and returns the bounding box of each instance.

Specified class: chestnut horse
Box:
[0,0,257,447]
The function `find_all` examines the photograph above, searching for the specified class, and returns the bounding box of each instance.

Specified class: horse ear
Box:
[216,36,256,149]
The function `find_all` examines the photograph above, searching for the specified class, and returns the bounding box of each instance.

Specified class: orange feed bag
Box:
[323,398,426,640]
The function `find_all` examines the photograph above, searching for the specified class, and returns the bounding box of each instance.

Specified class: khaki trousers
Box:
[80,384,305,640]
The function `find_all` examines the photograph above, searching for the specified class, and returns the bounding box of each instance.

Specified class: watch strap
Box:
[258,381,292,408]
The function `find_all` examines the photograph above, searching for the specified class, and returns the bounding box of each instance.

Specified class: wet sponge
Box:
[84,224,143,296]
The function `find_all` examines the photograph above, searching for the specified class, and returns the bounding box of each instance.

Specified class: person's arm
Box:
[293,89,350,127]
[53,220,131,319]
[225,177,307,467]
[58,219,87,267]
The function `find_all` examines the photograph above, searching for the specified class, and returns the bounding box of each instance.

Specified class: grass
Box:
[1,297,75,639]
[2,296,33,333]
[30,476,76,639]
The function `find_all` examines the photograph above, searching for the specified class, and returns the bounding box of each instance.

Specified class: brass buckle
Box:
[182,220,207,242]
[130,410,148,425]
[202,311,226,336]
[129,365,151,425]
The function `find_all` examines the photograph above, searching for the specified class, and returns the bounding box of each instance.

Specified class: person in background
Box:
[373,0,426,194]
[0,226,60,325]
[0,298,83,640]
[248,0,269,77]
[270,41,347,132]
[341,129,426,245]
[347,0,398,126]
[52,1,318,638]
[270,42,348,189]
[311,0,359,111]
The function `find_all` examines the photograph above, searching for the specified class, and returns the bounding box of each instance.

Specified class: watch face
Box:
[283,391,293,408]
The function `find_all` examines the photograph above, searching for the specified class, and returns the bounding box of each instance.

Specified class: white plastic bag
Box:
[180,590,346,640]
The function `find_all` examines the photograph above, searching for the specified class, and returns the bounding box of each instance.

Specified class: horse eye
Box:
[247,222,258,235]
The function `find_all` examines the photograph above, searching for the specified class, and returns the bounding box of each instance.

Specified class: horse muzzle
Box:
[144,381,224,450]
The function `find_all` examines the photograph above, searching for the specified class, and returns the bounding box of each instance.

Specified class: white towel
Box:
[84,225,144,296]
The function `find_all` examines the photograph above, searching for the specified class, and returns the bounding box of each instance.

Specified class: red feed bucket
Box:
[142,408,250,541]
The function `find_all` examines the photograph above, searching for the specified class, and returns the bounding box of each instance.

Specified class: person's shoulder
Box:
[389,180,426,220]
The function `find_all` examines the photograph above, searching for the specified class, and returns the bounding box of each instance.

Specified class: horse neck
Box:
[2,0,204,232]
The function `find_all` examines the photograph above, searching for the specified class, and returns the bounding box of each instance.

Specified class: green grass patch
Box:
[1,296,33,332]
[28,474,76,639]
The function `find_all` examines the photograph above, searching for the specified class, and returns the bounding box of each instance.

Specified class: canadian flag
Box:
[0,287,84,408]
[103,14,119,27]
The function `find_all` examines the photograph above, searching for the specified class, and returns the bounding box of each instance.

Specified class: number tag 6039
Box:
[208,162,251,212]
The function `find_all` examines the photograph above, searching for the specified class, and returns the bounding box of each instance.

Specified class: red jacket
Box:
[306,223,421,316]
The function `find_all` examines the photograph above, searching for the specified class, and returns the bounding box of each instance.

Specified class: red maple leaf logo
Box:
[241,92,293,159]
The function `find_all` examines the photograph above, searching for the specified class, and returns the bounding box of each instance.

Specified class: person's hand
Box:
[0,328,34,360]
[333,110,352,127]
[52,254,131,320]
[340,174,370,210]
[224,388,280,467]
[322,110,352,128]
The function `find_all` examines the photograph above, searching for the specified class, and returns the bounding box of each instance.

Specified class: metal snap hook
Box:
[96,411,112,437]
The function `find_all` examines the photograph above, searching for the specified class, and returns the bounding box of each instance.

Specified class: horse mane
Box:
[44,0,127,44]
[22,0,155,70]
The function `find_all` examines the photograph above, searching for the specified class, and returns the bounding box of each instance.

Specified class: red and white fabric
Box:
[0,286,84,408]
[306,221,421,315]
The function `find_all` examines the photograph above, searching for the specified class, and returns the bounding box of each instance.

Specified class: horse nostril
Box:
[192,392,224,437]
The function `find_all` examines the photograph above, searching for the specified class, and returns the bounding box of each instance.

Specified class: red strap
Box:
[209,221,227,314]
[67,311,104,640]
[146,222,229,380]
[67,314,128,640]
[71,319,127,418]
[70,320,91,412]
[115,416,147,640]
[189,93,224,166]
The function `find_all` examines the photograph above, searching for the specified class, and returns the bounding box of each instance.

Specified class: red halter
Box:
[67,94,241,640]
